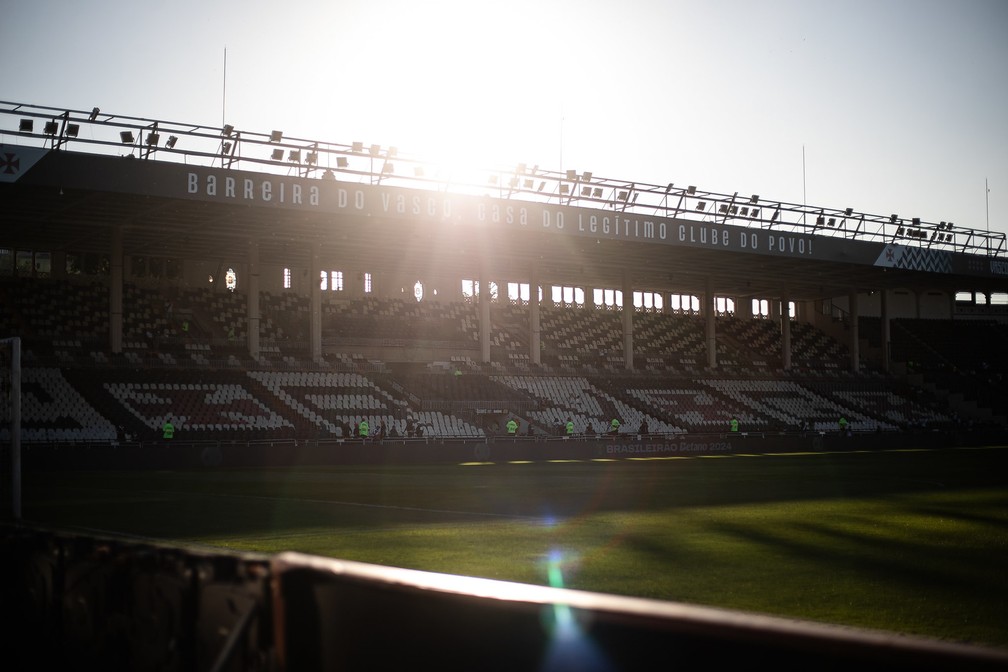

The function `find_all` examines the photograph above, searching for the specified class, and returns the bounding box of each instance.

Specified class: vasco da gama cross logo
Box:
[1,152,20,176]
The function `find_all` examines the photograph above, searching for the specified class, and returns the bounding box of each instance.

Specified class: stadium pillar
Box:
[849,290,860,372]
[109,224,123,355]
[247,240,260,361]
[529,265,541,366]
[479,268,491,364]
[310,242,322,362]
[705,277,716,369]
[622,269,634,371]
[780,294,792,371]
[880,289,891,372]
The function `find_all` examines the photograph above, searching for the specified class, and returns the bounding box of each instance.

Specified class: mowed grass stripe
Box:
[18,444,1008,649]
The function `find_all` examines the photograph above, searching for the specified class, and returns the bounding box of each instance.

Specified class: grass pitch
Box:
[19,444,1008,650]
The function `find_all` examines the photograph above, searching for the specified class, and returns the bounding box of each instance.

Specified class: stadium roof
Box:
[3,101,1008,300]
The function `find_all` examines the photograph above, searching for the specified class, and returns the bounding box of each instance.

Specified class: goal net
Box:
[0,337,21,521]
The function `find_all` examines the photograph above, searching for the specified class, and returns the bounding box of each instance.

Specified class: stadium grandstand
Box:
[2,101,1008,670]
[1,100,1006,456]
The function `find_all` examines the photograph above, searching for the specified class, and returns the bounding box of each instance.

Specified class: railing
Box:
[3,100,1005,258]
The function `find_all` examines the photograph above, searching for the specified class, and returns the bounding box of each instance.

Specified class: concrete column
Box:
[849,290,860,372]
[529,266,541,366]
[881,289,891,372]
[247,240,260,361]
[780,294,792,371]
[622,269,634,371]
[109,225,123,354]
[480,270,491,364]
[705,277,716,369]
[310,242,322,362]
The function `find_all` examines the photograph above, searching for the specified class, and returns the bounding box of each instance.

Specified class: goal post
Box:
[0,336,21,521]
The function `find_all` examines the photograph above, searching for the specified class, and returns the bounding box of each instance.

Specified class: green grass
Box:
[18,445,1008,650]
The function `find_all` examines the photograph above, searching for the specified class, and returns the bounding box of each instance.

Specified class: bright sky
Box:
[3,0,1007,237]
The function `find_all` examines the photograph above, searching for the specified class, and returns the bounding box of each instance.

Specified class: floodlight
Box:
[271,148,284,161]
[337,156,349,168]
[912,217,921,226]
[222,142,232,154]
[146,132,160,146]
[120,131,135,144]
[524,179,534,189]
[560,184,570,194]
[890,214,899,224]
[592,187,603,198]
[387,146,398,158]
[352,141,364,152]
[89,107,100,121]
[306,152,318,165]
[369,144,381,157]
[740,207,749,217]
[19,119,33,132]
[617,190,628,201]
[696,202,706,211]
[382,162,394,174]
[827,218,836,227]
[288,150,301,162]
[665,182,674,193]
[322,169,334,179]
[222,124,234,137]
[43,120,59,135]
[537,182,546,192]
[414,166,424,177]
[750,194,759,204]
[844,207,853,216]
[66,124,80,137]
[583,171,593,182]
[770,209,780,222]
[719,204,729,214]
[509,176,519,188]
[516,163,527,174]
[166,135,178,149]
[751,208,760,218]
[581,186,592,197]
[816,216,824,226]
[566,169,576,180]
[270,130,283,142]
[687,185,697,195]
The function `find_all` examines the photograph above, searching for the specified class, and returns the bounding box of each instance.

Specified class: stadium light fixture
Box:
[43,120,59,135]
[583,171,593,182]
[270,130,283,142]
[750,194,759,204]
[844,207,853,216]
[890,214,899,224]
[352,141,364,152]
[369,144,381,157]
[665,182,674,193]
[566,169,577,180]
[120,131,134,144]
[271,148,284,161]
[592,187,603,198]
[581,186,592,197]
[66,124,80,138]
[696,202,706,211]
[337,156,349,168]
[89,107,100,121]
[166,135,178,149]
[687,185,697,195]
[19,119,33,132]
[306,152,318,165]
[222,124,234,137]
[146,132,160,146]
[288,149,301,162]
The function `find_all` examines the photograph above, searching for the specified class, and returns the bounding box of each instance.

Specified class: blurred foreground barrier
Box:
[2,524,1007,671]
